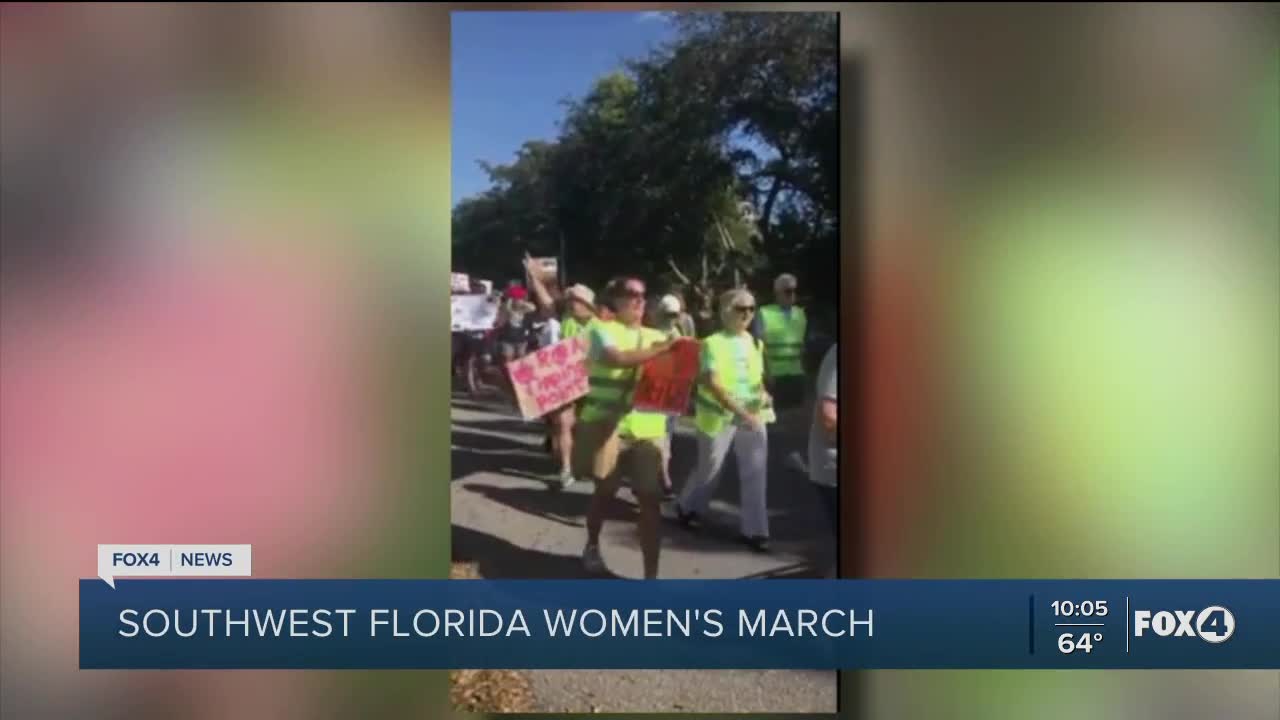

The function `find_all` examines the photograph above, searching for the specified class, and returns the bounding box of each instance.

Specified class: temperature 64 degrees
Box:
[1058,631,1103,654]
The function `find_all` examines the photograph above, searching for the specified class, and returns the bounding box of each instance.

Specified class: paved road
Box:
[450,391,837,714]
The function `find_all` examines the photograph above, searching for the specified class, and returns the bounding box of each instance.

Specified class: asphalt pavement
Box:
[450,390,837,713]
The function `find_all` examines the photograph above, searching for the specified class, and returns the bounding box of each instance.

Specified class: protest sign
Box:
[633,338,701,416]
[506,337,589,419]
[528,257,558,283]
[450,273,470,293]
[451,294,500,332]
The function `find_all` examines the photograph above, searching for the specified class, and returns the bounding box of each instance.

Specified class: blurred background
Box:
[1,3,1275,720]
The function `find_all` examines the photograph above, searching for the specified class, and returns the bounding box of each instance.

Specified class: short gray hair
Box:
[718,288,756,327]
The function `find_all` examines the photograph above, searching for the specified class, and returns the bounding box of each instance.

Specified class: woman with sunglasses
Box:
[576,277,683,578]
[675,288,774,552]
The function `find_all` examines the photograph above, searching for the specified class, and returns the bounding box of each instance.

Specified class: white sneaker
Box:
[558,470,576,490]
[582,544,605,574]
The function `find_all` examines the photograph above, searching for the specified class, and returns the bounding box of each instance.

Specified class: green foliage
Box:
[452,12,838,317]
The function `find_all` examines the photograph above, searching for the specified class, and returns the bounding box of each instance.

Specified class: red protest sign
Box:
[507,336,589,419]
[632,338,701,416]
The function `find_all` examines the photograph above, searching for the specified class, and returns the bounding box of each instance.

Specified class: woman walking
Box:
[674,288,774,552]
[523,255,597,488]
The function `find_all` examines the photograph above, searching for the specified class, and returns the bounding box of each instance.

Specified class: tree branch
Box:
[666,256,692,286]
[759,174,784,244]
[713,217,734,251]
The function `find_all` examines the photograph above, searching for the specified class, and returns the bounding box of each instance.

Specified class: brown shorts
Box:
[572,421,663,497]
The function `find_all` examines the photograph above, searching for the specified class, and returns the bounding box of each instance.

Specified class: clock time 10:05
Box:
[1051,600,1109,618]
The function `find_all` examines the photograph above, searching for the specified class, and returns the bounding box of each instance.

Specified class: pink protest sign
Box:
[506,336,589,419]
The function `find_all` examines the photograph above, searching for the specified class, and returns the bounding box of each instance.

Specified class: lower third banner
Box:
[79,579,1279,669]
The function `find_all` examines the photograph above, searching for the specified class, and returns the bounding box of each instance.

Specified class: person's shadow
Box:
[452,525,623,579]
[451,429,556,483]
[460,481,637,528]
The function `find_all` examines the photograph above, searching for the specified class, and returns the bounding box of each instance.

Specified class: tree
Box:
[452,12,839,319]
[643,12,839,307]
[452,140,563,281]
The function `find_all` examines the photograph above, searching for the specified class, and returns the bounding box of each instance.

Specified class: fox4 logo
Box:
[1133,606,1235,643]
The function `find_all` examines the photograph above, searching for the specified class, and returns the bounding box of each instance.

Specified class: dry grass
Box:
[447,562,537,714]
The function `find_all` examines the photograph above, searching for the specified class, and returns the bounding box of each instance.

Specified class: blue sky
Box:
[451,11,676,208]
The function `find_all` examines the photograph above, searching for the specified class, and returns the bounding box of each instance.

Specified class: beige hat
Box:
[566,283,595,305]
[659,294,682,314]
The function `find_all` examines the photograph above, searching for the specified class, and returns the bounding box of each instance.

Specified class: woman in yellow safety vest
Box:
[675,287,774,552]
[574,277,682,578]
[559,284,598,340]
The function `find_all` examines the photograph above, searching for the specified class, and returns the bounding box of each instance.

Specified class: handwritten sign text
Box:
[507,337,590,419]
[633,338,701,416]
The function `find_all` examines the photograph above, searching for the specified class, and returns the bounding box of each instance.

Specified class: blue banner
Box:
[79,579,1279,669]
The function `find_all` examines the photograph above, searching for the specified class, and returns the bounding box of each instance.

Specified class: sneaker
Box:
[740,535,771,553]
[582,544,605,574]
[675,507,701,530]
[557,471,576,491]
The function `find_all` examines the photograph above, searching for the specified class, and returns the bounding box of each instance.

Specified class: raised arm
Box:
[522,253,556,313]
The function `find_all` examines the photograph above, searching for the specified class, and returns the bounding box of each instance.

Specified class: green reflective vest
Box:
[758,304,807,378]
[622,327,670,439]
[579,321,667,440]
[694,331,766,436]
[562,315,591,340]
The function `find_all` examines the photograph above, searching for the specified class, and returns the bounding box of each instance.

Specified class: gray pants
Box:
[677,425,770,538]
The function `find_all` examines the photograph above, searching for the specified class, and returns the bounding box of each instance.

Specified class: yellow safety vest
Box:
[580,321,632,421]
[694,331,766,436]
[579,322,668,440]
[621,327,670,439]
[562,315,588,340]
[758,304,807,378]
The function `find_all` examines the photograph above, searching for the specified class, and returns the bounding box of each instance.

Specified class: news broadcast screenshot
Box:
[1,3,1277,719]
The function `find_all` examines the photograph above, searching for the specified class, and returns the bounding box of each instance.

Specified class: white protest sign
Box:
[451,294,500,332]
[529,257,558,282]
[451,273,470,293]
[97,544,252,588]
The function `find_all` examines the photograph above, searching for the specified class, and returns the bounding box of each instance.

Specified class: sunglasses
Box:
[733,305,756,314]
